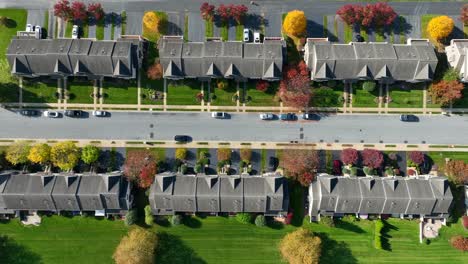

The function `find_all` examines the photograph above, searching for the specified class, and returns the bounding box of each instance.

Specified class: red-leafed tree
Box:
[429,80,464,107]
[231,4,248,25]
[336,4,363,26]
[147,63,163,80]
[409,151,425,165]
[54,0,72,21]
[446,160,468,185]
[337,3,396,28]
[200,2,215,22]
[371,2,397,28]
[361,4,375,28]
[124,150,157,188]
[216,4,231,23]
[88,2,104,21]
[71,1,88,21]
[361,149,384,169]
[277,62,311,109]
[460,4,468,25]
[341,148,359,165]
[280,149,319,186]
[256,80,270,92]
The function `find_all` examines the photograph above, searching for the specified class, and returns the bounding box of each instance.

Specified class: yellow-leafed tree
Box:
[427,15,454,41]
[143,12,160,32]
[113,227,158,264]
[50,141,80,172]
[279,228,322,264]
[283,10,307,37]
[28,143,51,170]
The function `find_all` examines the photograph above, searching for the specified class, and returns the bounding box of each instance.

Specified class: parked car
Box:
[254,32,261,43]
[211,112,227,119]
[72,25,79,39]
[259,113,275,120]
[43,111,60,118]
[64,110,84,118]
[399,114,419,122]
[355,34,364,42]
[333,160,342,175]
[20,109,39,117]
[92,110,108,117]
[34,25,42,38]
[243,28,250,42]
[26,24,33,32]
[280,113,296,121]
[302,113,321,121]
[174,135,191,143]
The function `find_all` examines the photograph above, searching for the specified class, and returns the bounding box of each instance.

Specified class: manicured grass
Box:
[82,23,89,38]
[464,24,468,38]
[0,216,127,264]
[96,20,105,40]
[376,28,386,42]
[110,15,115,40]
[142,11,168,43]
[166,80,200,105]
[428,151,468,172]
[43,11,49,32]
[211,81,237,106]
[388,83,424,108]
[65,21,73,38]
[421,14,439,39]
[360,27,368,41]
[352,83,379,107]
[121,11,127,35]
[67,82,94,104]
[0,82,20,103]
[323,16,328,37]
[344,24,353,43]
[205,20,213,38]
[221,23,228,41]
[22,80,57,103]
[245,81,279,106]
[235,24,244,41]
[103,80,138,104]
[0,9,27,60]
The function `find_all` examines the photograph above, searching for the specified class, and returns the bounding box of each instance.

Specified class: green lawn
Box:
[103,80,138,104]
[245,81,279,106]
[43,11,49,32]
[0,9,27,60]
[65,21,73,38]
[428,151,468,172]
[22,80,57,103]
[352,84,379,107]
[221,24,228,41]
[82,23,89,38]
[67,82,94,104]
[141,75,164,105]
[96,20,105,40]
[388,84,424,108]
[121,11,127,35]
[166,80,200,105]
[0,82,19,103]
[205,20,213,38]
[0,216,127,264]
[211,81,237,106]
[235,24,244,41]
[421,14,439,39]
[344,24,353,43]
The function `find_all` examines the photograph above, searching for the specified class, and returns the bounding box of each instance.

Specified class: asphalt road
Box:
[1,110,467,145]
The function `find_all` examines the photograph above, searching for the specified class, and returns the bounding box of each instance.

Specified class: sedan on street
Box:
[64,110,84,118]
[280,113,296,121]
[302,113,321,121]
[211,112,228,119]
[174,135,191,143]
[20,109,40,117]
[400,114,419,122]
[43,111,60,118]
[92,110,109,117]
[259,113,275,120]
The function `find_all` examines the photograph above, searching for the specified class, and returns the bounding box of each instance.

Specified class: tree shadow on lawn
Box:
[183,216,202,229]
[335,219,365,234]
[381,220,398,252]
[317,232,357,264]
[156,232,207,264]
[0,235,43,264]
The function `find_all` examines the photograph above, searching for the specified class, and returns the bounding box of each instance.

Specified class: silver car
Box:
[92,110,108,117]
[259,113,275,120]
[43,111,60,118]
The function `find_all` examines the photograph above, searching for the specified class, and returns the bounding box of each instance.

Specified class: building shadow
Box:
[156,232,207,264]
[381,220,398,251]
[392,16,412,36]
[166,21,183,35]
[244,13,264,31]
[0,235,43,264]
[183,216,202,228]
[317,232,357,264]
[307,19,330,39]
[335,219,365,234]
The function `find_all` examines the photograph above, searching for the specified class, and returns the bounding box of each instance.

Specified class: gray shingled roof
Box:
[158,37,284,81]
[445,39,468,83]
[7,38,140,79]
[0,172,12,210]
[304,38,438,83]
[25,174,57,211]
[2,173,31,210]
[52,175,81,211]
[149,173,288,215]
[308,174,453,217]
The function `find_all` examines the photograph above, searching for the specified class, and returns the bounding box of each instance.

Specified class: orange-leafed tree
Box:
[427,15,454,42]
[280,149,318,186]
[282,10,307,37]
[113,227,157,264]
[446,160,468,185]
[429,80,464,106]
[123,150,157,188]
[147,63,163,80]
[279,228,322,264]
[143,12,160,32]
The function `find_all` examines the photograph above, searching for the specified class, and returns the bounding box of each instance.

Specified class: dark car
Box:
[268,157,278,171]
[64,110,84,118]
[399,114,419,122]
[302,113,321,121]
[355,34,365,42]
[174,135,191,143]
[20,109,40,117]
[280,113,296,121]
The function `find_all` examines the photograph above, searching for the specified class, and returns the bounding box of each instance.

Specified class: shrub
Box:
[240,148,252,162]
[256,80,270,92]
[363,166,375,176]
[144,205,154,226]
[463,216,468,229]
[374,219,384,250]
[342,215,358,223]
[217,80,228,89]
[194,163,203,173]
[180,164,188,174]
[124,209,138,226]
[239,160,246,170]
[175,148,187,160]
[170,214,182,226]
[362,149,384,169]
[362,81,376,92]
[320,216,335,227]
[236,213,252,224]
[255,215,266,227]
[409,151,425,165]
[450,235,468,251]
[350,166,358,176]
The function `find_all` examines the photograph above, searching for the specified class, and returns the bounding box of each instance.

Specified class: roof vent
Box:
[101,48,106,54]
[170,49,175,55]
[31,47,35,52]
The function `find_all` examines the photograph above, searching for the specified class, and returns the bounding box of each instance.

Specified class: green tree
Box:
[51,141,80,171]
[113,227,157,264]
[279,228,322,264]
[236,213,252,224]
[125,209,138,226]
[28,143,51,171]
[144,205,154,226]
[6,141,31,170]
[81,145,100,171]
[255,215,266,227]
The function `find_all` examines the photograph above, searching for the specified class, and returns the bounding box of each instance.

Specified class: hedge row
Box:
[374,219,384,249]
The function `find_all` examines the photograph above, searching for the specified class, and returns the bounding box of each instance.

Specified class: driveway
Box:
[125,11,143,35]
[26,9,45,28]
[188,12,204,42]
[167,11,184,36]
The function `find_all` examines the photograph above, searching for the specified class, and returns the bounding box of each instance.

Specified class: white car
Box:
[211,112,227,119]
[72,25,79,39]
[259,113,274,120]
[254,32,260,43]
[43,111,60,118]
[92,110,108,117]
[243,28,250,42]
[26,24,33,32]
[34,25,42,38]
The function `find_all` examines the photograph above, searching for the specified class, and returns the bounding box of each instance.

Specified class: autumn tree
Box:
[280,149,319,186]
[429,80,464,107]
[336,4,363,26]
[143,12,160,33]
[279,228,322,264]
[427,16,454,42]
[216,4,231,23]
[341,148,359,165]
[231,4,248,25]
[446,160,468,185]
[81,145,100,172]
[71,1,88,21]
[28,143,51,171]
[147,63,163,80]
[337,3,396,28]
[218,148,231,162]
[51,141,80,172]
[240,148,252,162]
[368,2,397,28]
[200,2,215,22]
[6,141,31,168]
[461,4,468,25]
[450,235,468,252]
[409,151,425,166]
[256,80,270,92]
[124,150,157,188]
[175,148,187,160]
[113,227,158,264]
[0,16,8,26]
[283,10,307,37]
[361,149,384,169]
[87,2,104,21]
[54,0,72,21]
[277,62,311,109]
